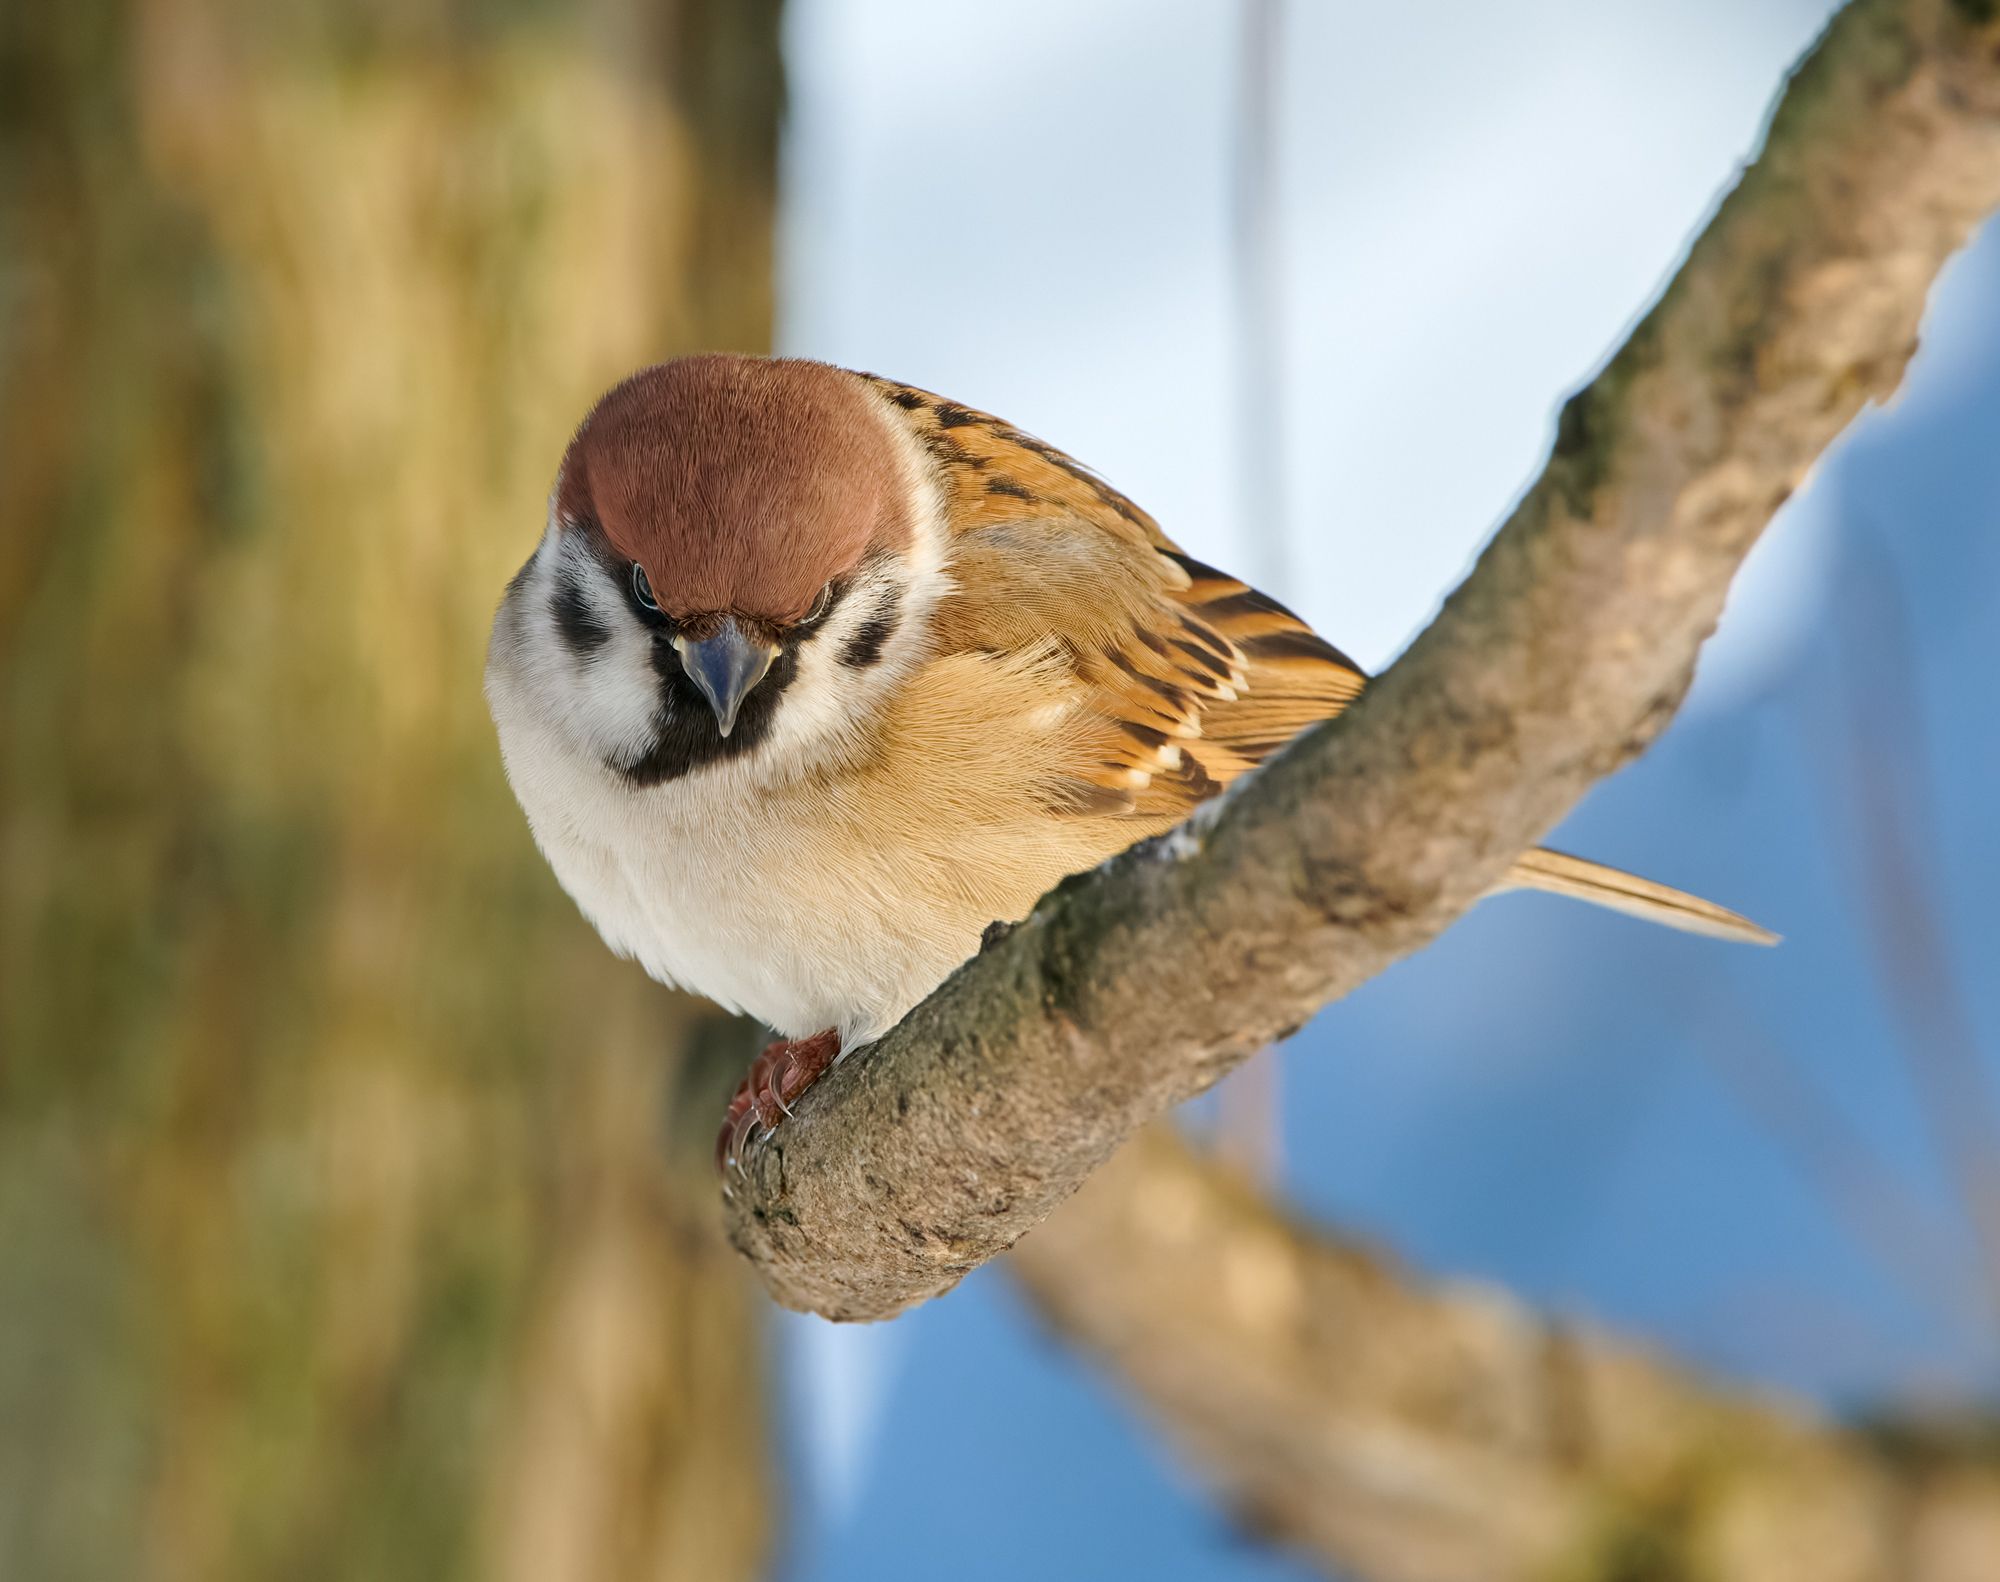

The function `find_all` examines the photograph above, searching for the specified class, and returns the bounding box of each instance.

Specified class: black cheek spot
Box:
[840,607,899,670]
[550,574,609,657]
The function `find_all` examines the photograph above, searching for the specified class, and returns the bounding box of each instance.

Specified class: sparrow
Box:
[485,354,1774,1172]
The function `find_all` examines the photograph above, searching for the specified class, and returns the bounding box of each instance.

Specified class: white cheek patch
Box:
[766,560,895,755]
[506,529,667,770]
[758,427,954,778]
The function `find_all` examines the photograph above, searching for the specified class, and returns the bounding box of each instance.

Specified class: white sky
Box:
[781,0,1841,680]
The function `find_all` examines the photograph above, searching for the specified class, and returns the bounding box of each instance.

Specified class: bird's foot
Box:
[716,1028,841,1175]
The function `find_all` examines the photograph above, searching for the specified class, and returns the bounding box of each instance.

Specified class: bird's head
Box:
[488,355,946,787]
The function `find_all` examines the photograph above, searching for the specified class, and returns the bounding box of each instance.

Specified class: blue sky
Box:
[770,4,2000,1578]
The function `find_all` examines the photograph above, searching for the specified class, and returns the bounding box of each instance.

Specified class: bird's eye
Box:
[630,563,660,613]
[802,582,835,626]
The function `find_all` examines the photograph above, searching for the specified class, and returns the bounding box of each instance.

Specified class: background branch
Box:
[725,0,2000,1322]
[1011,1127,2000,1582]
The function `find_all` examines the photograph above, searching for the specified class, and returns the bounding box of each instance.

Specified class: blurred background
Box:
[3,3,1996,1580]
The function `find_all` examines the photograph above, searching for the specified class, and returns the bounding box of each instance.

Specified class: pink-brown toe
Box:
[714,1029,844,1177]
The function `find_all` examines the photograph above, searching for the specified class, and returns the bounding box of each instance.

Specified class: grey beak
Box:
[673,617,779,738]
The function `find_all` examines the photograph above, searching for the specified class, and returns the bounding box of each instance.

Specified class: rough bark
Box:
[0,4,783,1579]
[722,0,2000,1321]
[1011,1127,2000,1582]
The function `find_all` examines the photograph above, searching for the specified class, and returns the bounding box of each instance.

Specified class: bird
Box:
[485,354,1774,1172]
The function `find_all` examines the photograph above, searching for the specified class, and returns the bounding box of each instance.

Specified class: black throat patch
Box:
[613,635,803,787]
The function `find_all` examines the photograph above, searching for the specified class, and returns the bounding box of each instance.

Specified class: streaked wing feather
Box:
[865,375,1369,820]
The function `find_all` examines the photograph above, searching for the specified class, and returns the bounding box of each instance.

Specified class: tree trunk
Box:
[0,4,784,1579]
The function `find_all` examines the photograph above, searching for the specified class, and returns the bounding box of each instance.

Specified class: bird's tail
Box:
[1502,847,1778,946]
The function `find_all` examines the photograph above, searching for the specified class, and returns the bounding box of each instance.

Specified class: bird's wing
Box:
[866,375,1367,820]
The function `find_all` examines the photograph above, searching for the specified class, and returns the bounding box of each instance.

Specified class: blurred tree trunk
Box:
[0,4,784,1580]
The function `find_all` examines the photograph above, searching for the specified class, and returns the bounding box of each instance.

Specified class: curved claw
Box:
[728,1101,759,1174]
[760,1050,797,1122]
[715,1088,754,1174]
[713,1029,844,1179]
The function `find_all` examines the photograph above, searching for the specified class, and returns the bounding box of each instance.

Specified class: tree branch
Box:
[724,0,2000,1321]
[1010,1127,2000,1582]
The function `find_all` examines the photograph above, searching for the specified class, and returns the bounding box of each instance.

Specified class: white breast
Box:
[485,684,1013,1044]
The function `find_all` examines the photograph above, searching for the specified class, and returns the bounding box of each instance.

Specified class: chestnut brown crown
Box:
[555,355,911,626]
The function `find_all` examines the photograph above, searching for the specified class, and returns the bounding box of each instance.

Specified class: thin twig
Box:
[1820,522,2000,1315]
[1218,0,1290,1182]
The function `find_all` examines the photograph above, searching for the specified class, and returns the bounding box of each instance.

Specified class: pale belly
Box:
[514,757,1081,1047]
